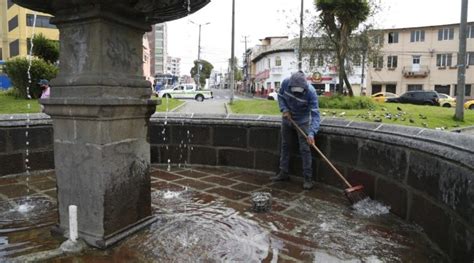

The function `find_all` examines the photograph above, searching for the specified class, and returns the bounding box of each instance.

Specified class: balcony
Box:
[271,67,283,75]
[402,66,430,78]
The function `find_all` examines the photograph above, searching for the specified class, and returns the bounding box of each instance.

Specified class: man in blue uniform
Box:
[271,71,320,190]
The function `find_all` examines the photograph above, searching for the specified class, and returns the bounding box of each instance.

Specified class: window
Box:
[0,48,2,60]
[309,54,315,67]
[412,56,421,65]
[155,32,164,39]
[9,39,19,57]
[388,32,399,43]
[317,54,324,67]
[7,0,14,8]
[275,56,282,66]
[437,54,452,67]
[435,85,450,95]
[267,59,271,68]
[407,84,423,91]
[373,56,383,68]
[26,14,56,29]
[410,30,425,42]
[275,82,281,91]
[352,54,361,66]
[387,56,398,68]
[467,52,474,66]
[454,84,472,96]
[468,25,474,38]
[8,16,18,31]
[373,34,383,45]
[371,84,382,94]
[386,84,396,93]
[438,27,454,40]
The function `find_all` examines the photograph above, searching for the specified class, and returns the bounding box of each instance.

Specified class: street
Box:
[174,88,250,114]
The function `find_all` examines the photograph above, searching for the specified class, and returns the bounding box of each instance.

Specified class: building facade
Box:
[367,22,474,99]
[151,23,167,76]
[166,56,181,76]
[249,36,365,96]
[0,0,58,60]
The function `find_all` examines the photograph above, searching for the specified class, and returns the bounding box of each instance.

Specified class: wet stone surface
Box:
[0,166,449,262]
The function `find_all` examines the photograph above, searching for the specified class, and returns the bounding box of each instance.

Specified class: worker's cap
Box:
[38,79,49,86]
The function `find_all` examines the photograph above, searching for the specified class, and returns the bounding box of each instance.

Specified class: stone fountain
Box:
[13,0,210,248]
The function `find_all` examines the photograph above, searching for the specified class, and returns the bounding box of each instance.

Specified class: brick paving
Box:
[0,166,448,262]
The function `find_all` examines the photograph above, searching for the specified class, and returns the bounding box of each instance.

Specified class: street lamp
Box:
[190,21,210,89]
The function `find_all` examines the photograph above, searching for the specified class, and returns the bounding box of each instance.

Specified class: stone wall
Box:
[1,113,472,261]
[0,114,54,176]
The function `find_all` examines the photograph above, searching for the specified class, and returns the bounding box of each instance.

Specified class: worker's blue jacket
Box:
[277,78,320,138]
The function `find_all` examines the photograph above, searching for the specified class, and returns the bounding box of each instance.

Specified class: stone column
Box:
[41,11,157,248]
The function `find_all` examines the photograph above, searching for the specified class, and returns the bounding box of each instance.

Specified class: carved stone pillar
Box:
[12,0,210,248]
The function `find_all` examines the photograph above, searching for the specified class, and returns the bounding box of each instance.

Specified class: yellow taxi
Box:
[371,92,398,103]
[464,100,474,110]
[438,94,456,108]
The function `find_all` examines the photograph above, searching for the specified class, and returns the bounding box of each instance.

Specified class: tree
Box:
[314,0,371,96]
[190,59,214,88]
[32,33,60,64]
[5,57,58,99]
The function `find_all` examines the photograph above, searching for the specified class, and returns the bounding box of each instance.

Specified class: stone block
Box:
[190,146,217,166]
[451,219,473,262]
[0,153,24,176]
[347,169,376,198]
[149,124,170,145]
[249,127,279,151]
[29,151,54,171]
[359,141,407,182]
[218,148,254,169]
[408,152,474,226]
[409,193,451,254]
[329,136,359,166]
[376,178,407,218]
[255,151,279,172]
[317,160,346,188]
[10,126,53,151]
[171,125,211,146]
[213,126,247,148]
[160,145,187,165]
[0,129,6,153]
[150,145,159,164]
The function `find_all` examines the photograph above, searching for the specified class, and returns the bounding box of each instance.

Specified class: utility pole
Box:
[298,0,304,71]
[190,21,210,89]
[455,0,468,121]
[230,0,235,104]
[242,36,249,95]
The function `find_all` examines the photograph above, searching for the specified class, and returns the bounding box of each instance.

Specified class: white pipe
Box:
[69,205,78,242]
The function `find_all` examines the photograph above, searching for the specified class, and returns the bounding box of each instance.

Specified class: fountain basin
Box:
[0,113,472,261]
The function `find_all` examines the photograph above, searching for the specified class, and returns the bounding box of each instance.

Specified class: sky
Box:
[167,0,474,76]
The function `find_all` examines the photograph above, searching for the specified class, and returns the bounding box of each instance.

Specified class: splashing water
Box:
[167,159,171,171]
[352,198,391,217]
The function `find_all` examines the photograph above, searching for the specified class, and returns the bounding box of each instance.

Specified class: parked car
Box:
[386,90,440,106]
[157,84,213,102]
[371,92,398,103]
[438,94,456,107]
[267,91,278,101]
[465,100,474,110]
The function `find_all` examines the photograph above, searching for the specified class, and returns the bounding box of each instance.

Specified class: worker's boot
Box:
[303,178,314,190]
[270,172,289,182]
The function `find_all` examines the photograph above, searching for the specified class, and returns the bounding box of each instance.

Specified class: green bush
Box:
[4,57,58,99]
[319,95,375,109]
[32,33,60,64]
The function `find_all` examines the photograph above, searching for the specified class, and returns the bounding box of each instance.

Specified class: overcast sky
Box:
[167,0,473,75]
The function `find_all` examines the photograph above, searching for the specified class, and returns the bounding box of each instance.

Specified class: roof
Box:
[377,21,474,32]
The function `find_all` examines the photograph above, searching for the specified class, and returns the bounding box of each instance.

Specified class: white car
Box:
[267,91,278,101]
[158,84,213,102]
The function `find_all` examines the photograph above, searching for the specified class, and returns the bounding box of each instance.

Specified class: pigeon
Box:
[422,122,428,128]
[409,118,415,123]
[419,114,427,120]
[453,123,460,128]
[381,107,387,111]
[373,117,382,122]
[322,112,327,116]
[339,112,346,117]
[397,106,403,111]
[400,117,406,121]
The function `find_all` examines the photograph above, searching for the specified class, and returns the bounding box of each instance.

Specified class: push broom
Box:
[288,118,367,204]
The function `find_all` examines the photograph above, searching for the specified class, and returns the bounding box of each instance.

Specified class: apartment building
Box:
[0,0,58,61]
[166,56,181,76]
[367,22,474,99]
[149,23,168,75]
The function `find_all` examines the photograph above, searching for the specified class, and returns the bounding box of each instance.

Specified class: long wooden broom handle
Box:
[288,117,353,188]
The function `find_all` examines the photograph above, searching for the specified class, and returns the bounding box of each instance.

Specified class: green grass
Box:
[0,91,183,114]
[0,91,42,114]
[230,99,474,130]
[153,97,184,112]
